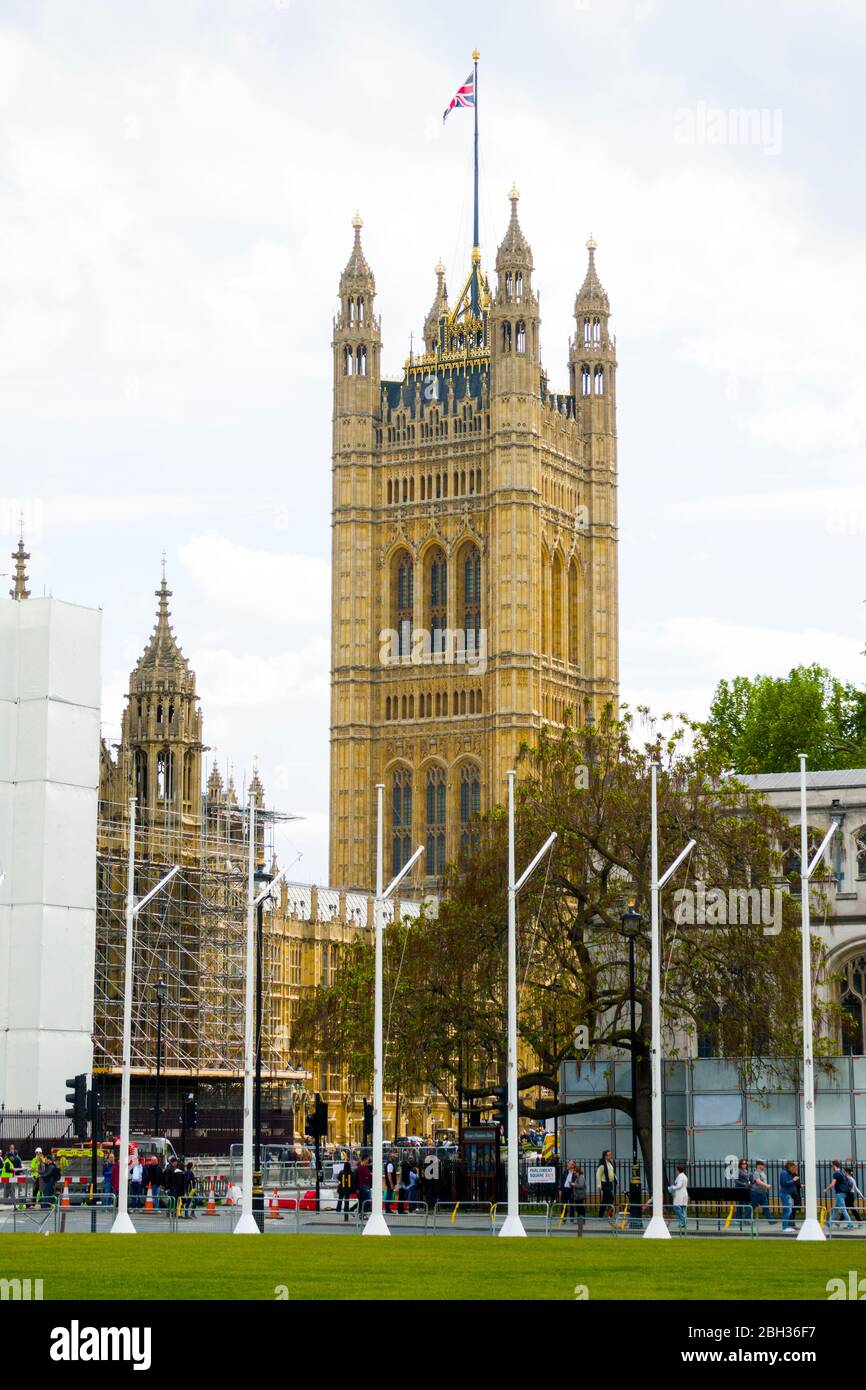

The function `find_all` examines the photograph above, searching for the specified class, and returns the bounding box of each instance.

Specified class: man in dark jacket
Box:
[167,1158,186,1214]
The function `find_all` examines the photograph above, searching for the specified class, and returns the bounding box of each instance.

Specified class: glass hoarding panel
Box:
[664,1060,688,1091]
[816,1057,851,1091]
[563,1061,614,1094]
[664,1093,688,1127]
[694,1129,745,1160]
[665,1129,689,1162]
[799,1093,853,1126]
[692,1060,740,1091]
[746,1093,797,1125]
[745,1128,798,1162]
[693,1093,743,1126]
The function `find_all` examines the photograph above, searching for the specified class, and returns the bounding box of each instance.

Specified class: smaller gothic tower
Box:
[490,186,540,410]
[119,571,205,862]
[9,534,30,600]
[569,238,619,704]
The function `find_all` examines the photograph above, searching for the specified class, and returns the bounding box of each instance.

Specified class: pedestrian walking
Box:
[29,1148,43,1208]
[1,1148,14,1203]
[356,1155,372,1215]
[750,1161,776,1225]
[167,1157,186,1216]
[183,1161,197,1218]
[596,1150,617,1222]
[779,1160,799,1232]
[844,1167,864,1222]
[668,1163,689,1234]
[824,1161,855,1231]
[733,1158,752,1228]
[129,1157,144,1209]
[39,1154,61,1209]
[336,1152,355,1223]
[384,1152,397,1214]
[102,1153,115,1207]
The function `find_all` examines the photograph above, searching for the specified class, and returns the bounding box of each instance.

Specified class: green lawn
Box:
[0,1234,856,1301]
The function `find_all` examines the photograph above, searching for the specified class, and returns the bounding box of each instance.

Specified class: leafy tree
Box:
[704,665,866,773]
[295,709,839,1177]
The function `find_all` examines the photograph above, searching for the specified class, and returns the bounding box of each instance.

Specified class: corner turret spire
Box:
[576,235,609,311]
[10,524,30,601]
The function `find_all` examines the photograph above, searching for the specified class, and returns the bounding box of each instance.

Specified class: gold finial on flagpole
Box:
[472,49,480,62]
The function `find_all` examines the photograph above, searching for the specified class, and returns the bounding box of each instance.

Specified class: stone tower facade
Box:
[108,574,206,865]
[329,191,619,890]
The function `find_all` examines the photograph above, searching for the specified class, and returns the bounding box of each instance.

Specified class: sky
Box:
[1,0,864,883]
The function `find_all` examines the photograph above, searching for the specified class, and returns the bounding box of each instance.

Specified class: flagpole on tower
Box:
[471,48,480,314]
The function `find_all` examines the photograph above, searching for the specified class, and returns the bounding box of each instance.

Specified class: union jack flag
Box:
[443,70,475,123]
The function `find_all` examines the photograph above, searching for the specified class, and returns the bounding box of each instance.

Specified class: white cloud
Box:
[178,532,330,629]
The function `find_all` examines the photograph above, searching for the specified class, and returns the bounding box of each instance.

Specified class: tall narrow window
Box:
[459,763,481,863]
[135,750,147,803]
[394,552,414,657]
[344,346,354,376]
[357,345,367,376]
[551,551,563,659]
[594,365,604,395]
[516,321,526,354]
[429,547,447,656]
[541,545,550,655]
[392,768,412,876]
[502,322,512,352]
[425,766,446,877]
[568,559,579,666]
[581,364,590,396]
[463,544,481,657]
[839,955,866,1054]
[515,272,523,302]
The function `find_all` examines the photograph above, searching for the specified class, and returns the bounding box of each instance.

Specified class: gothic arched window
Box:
[502,322,512,353]
[516,321,526,354]
[855,825,866,877]
[515,272,523,303]
[581,363,591,396]
[594,365,604,395]
[392,767,412,876]
[583,317,591,347]
[356,345,367,376]
[135,750,147,803]
[428,547,447,656]
[459,763,481,864]
[592,316,601,344]
[344,346,354,376]
[551,551,563,659]
[425,766,446,877]
[393,551,414,658]
[839,954,866,1054]
[462,544,481,658]
[568,559,579,666]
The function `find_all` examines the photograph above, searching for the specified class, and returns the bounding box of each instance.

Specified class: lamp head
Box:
[620,905,642,937]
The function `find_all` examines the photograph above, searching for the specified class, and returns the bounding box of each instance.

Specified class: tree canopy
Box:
[704,664,866,773]
[293,709,839,1172]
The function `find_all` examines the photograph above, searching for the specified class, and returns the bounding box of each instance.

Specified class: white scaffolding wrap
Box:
[0,596,101,1108]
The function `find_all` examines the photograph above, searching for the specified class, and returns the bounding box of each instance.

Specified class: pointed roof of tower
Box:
[207,758,224,799]
[131,566,195,692]
[576,235,609,311]
[249,760,264,806]
[423,259,449,344]
[10,526,30,601]
[340,211,375,292]
[496,185,533,270]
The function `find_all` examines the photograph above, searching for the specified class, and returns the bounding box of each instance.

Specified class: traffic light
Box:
[362,1098,373,1146]
[182,1094,196,1132]
[65,1073,88,1139]
[491,1084,508,1134]
[305,1092,328,1140]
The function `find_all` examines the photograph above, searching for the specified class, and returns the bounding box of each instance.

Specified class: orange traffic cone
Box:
[205,1180,217,1216]
[143,1184,154,1212]
[268,1187,283,1220]
[224,1183,234,1207]
[60,1180,71,1209]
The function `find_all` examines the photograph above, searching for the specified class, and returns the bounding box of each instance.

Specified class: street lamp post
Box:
[111,796,180,1235]
[253,863,274,1232]
[363,783,424,1237]
[797,754,839,1243]
[154,979,167,1135]
[499,770,557,1238]
[644,763,696,1241]
[620,906,642,1225]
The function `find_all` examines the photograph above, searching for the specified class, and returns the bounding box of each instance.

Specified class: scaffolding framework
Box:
[94,796,296,1084]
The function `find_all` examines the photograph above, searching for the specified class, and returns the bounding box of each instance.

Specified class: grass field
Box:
[0,1235,855,1301]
